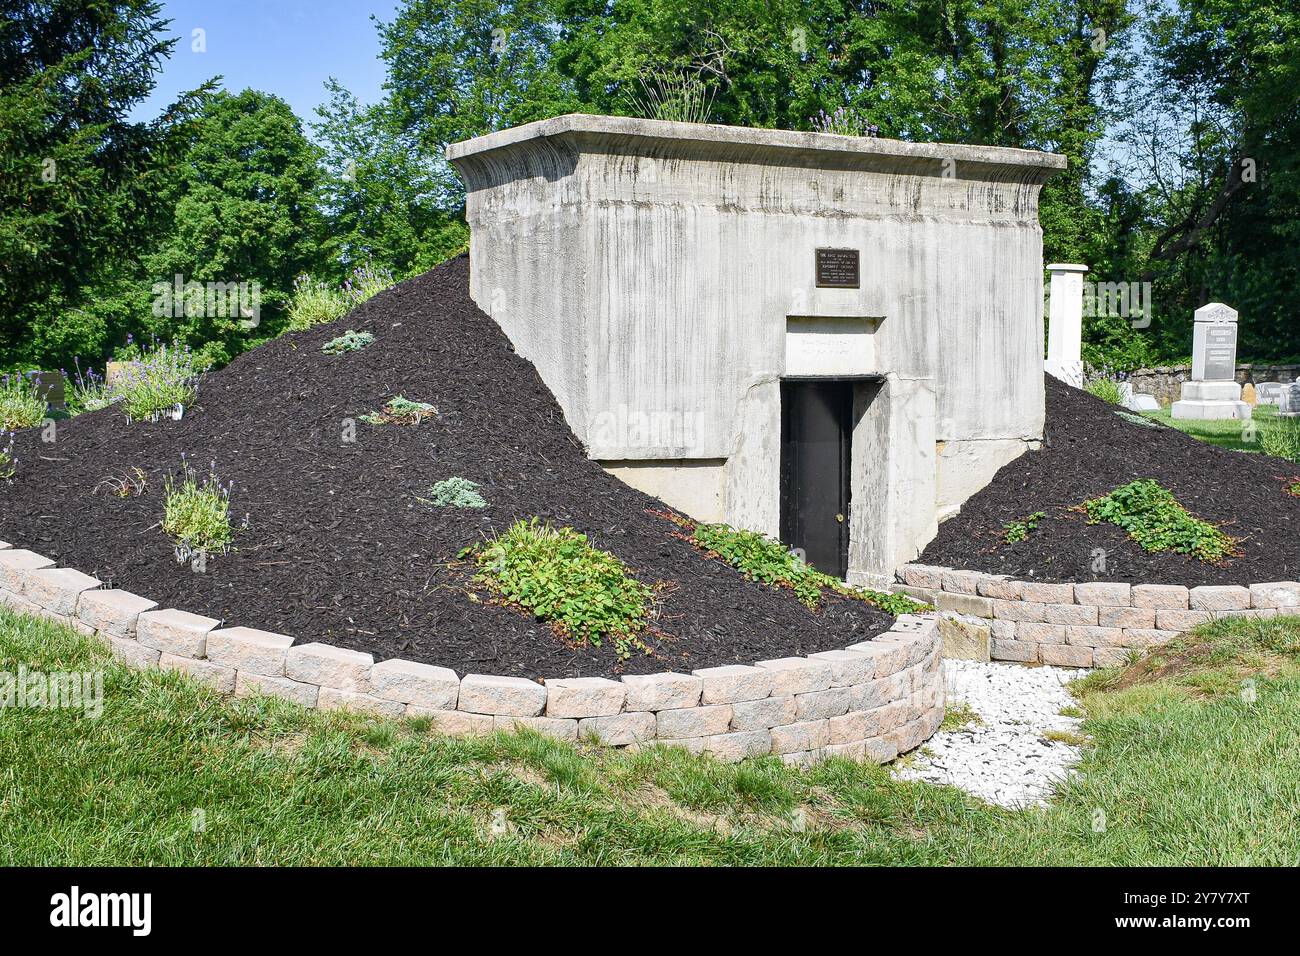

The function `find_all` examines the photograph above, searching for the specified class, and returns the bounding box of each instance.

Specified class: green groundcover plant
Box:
[360,395,436,425]
[1002,511,1046,544]
[321,330,375,354]
[162,457,235,558]
[683,517,930,615]
[424,476,487,508]
[467,518,652,659]
[0,373,48,430]
[1080,479,1236,563]
[287,275,349,331]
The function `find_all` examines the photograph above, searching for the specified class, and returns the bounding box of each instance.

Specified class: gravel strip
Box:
[894,659,1089,808]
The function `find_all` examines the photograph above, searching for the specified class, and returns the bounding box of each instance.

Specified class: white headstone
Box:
[1172,302,1250,420]
[1045,264,1087,388]
[1128,393,1161,412]
[1257,382,1283,405]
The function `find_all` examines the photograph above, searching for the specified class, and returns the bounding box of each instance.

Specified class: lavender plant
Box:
[116,341,200,422]
[811,107,879,138]
[0,372,48,430]
[342,263,394,307]
[287,274,348,330]
[0,430,15,480]
[163,456,235,557]
[66,359,116,415]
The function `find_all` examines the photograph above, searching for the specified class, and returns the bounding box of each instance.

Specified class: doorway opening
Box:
[779,379,855,578]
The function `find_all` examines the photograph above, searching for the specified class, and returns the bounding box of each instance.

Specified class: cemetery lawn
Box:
[1141,404,1278,452]
[3,604,1298,866]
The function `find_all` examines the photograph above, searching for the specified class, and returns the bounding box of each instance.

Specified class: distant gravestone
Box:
[1243,382,1258,406]
[1129,394,1161,412]
[1280,383,1300,418]
[1172,302,1251,421]
[1257,382,1284,405]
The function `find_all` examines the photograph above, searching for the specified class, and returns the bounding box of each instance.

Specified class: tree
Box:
[140,89,326,365]
[312,80,467,280]
[0,0,188,368]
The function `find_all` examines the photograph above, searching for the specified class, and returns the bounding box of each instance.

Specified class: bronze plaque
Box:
[815,248,860,289]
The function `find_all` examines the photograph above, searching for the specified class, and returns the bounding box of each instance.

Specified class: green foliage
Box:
[116,341,199,422]
[1260,416,1300,464]
[1002,511,1046,544]
[288,276,349,331]
[425,477,487,509]
[469,518,651,657]
[1084,377,1125,405]
[65,361,115,415]
[320,330,375,355]
[1081,479,1236,563]
[689,521,930,615]
[359,396,437,426]
[0,373,48,429]
[162,458,235,556]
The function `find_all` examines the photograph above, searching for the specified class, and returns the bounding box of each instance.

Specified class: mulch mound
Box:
[0,256,892,679]
[921,376,1300,585]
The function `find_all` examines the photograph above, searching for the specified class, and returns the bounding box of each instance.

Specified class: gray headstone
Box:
[1257,382,1283,405]
[1280,383,1300,417]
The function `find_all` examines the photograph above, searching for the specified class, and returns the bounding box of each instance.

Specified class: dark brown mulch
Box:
[920,375,1300,585]
[0,256,892,679]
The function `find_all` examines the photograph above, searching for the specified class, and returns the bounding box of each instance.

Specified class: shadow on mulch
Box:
[0,256,892,679]
[921,376,1300,585]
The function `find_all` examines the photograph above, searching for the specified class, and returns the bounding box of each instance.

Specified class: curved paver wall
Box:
[895,563,1299,667]
[0,539,945,766]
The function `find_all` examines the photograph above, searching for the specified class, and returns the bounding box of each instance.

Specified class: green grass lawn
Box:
[1141,403,1276,452]
[3,605,1299,865]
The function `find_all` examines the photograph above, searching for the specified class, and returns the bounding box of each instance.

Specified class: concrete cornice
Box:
[447,112,1068,176]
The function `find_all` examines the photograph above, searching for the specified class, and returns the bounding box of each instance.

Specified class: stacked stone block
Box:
[0,538,947,766]
[896,564,1299,667]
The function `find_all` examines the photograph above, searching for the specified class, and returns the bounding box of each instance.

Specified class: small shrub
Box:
[1085,377,1125,405]
[1079,479,1236,563]
[1260,416,1300,463]
[162,457,235,558]
[0,430,15,480]
[321,330,374,354]
[94,467,148,498]
[287,275,348,331]
[467,518,652,658]
[116,341,199,422]
[686,518,930,614]
[1003,511,1046,544]
[425,477,487,509]
[342,263,394,308]
[0,372,48,429]
[360,395,436,426]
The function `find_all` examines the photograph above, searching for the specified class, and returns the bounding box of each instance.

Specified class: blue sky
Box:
[130,0,400,125]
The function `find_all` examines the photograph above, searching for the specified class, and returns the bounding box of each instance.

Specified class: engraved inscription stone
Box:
[815,248,860,288]
[1202,324,1237,381]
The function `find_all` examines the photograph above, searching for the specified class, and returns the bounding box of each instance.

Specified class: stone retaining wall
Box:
[895,563,1299,667]
[0,538,945,766]
[1126,363,1300,407]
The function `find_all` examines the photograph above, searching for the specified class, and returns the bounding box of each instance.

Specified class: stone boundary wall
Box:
[894,563,1300,667]
[1127,364,1300,407]
[0,538,945,767]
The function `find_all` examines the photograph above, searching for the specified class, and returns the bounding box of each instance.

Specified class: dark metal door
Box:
[780,381,852,578]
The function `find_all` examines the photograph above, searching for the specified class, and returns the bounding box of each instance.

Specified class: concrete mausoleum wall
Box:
[448,115,1066,585]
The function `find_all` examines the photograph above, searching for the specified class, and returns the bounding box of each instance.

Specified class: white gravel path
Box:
[893,658,1089,809]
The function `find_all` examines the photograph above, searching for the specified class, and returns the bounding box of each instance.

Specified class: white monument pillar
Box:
[1171,302,1250,420]
[1045,263,1087,388]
